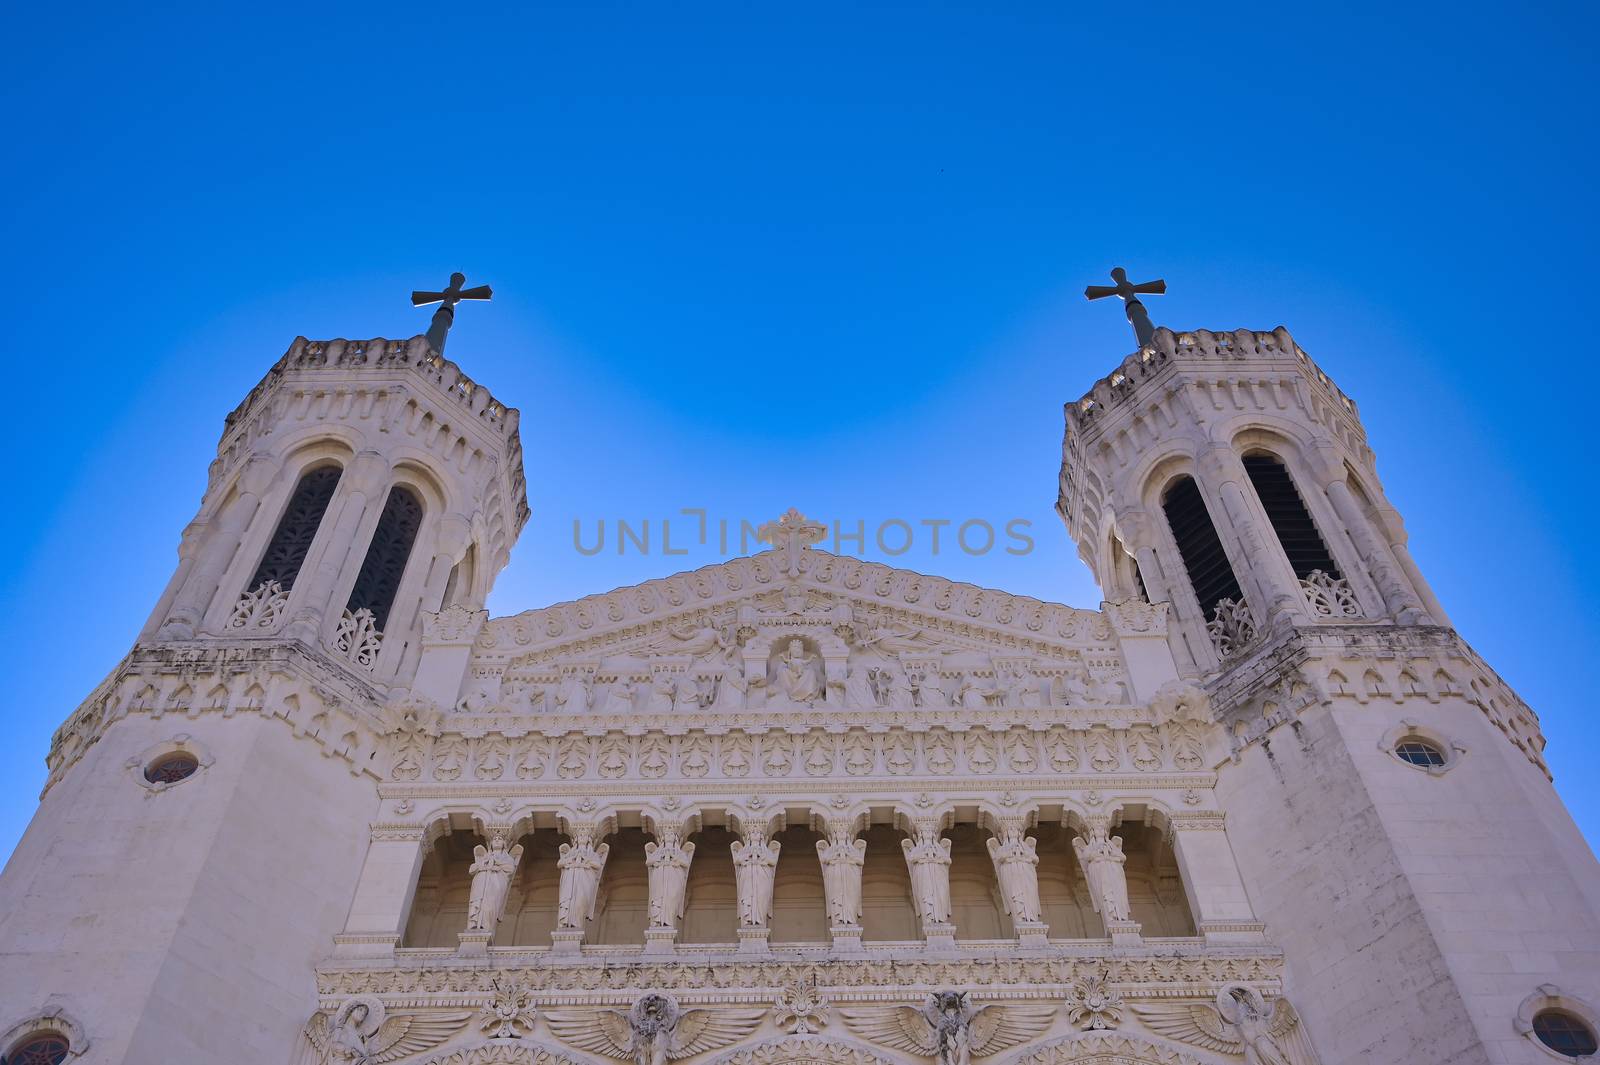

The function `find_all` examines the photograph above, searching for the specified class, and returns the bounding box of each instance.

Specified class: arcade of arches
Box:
[402,809,1195,949]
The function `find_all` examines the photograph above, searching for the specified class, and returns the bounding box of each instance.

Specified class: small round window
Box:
[144,752,200,785]
[1394,738,1447,768]
[1533,1009,1599,1057]
[4,1032,71,1064]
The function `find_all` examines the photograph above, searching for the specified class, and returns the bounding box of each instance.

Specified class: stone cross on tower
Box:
[412,272,493,356]
[1084,267,1166,348]
[758,508,827,579]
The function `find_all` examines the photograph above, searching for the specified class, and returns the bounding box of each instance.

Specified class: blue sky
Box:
[2,2,1596,859]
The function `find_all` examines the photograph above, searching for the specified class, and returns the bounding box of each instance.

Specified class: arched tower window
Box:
[346,486,423,632]
[1242,454,1340,580]
[1160,476,1243,619]
[246,465,341,593]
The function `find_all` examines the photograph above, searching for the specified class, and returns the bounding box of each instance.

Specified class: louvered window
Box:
[1243,455,1340,579]
[346,487,423,632]
[1161,476,1243,620]
[246,466,341,592]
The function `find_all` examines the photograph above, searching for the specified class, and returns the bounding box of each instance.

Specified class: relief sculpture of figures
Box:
[985,824,1043,924]
[556,830,610,930]
[1072,824,1131,923]
[1133,985,1321,1065]
[901,824,954,927]
[465,832,523,933]
[645,826,696,928]
[710,642,748,710]
[730,830,780,927]
[555,670,592,714]
[817,827,867,927]
[304,997,469,1065]
[840,991,1056,1065]
[547,993,765,1065]
[767,639,823,708]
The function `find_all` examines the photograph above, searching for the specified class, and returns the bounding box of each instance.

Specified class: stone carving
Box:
[555,669,593,713]
[767,639,825,709]
[1132,985,1320,1065]
[479,978,539,1039]
[228,579,289,630]
[774,985,832,1034]
[1062,975,1123,1030]
[1072,824,1131,923]
[466,833,524,933]
[424,605,488,643]
[1207,598,1258,660]
[817,825,867,927]
[1300,570,1361,619]
[731,829,781,928]
[546,994,765,1065]
[839,992,1056,1065]
[556,829,610,930]
[902,824,954,928]
[645,826,696,929]
[334,607,383,669]
[305,997,470,1064]
[985,823,1043,924]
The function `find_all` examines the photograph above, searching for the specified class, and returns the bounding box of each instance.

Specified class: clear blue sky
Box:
[3,2,1596,860]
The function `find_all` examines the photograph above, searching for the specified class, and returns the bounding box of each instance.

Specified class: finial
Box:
[411,272,493,356]
[1084,267,1166,348]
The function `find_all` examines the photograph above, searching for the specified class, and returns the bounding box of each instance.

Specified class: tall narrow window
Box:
[247,465,342,593]
[1161,476,1243,619]
[1242,455,1340,579]
[346,486,423,632]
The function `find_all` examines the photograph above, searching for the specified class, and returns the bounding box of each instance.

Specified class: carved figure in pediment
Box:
[768,639,823,709]
[556,670,593,714]
[706,643,748,710]
[677,674,711,711]
[844,660,881,708]
[914,669,951,708]
[668,622,727,659]
[882,664,915,708]
[958,672,998,710]
[999,667,1042,709]
[856,623,929,655]
[603,677,640,715]
[645,674,676,714]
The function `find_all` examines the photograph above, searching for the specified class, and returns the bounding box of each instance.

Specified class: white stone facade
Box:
[0,322,1595,1065]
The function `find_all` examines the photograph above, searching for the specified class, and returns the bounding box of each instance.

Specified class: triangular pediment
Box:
[464,516,1127,716]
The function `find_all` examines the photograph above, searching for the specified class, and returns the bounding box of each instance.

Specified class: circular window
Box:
[4,1032,70,1064]
[1394,738,1447,768]
[143,752,200,785]
[1534,1009,1599,1057]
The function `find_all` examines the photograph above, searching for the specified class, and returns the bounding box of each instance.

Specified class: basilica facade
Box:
[1,311,1597,1065]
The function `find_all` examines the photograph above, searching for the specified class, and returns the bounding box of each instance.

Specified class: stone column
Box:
[331,823,427,960]
[986,818,1048,949]
[1072,818,1140,946]
[817,819,866,954]
[731,824,780,955]
[552,822,608,954]
[412,607,489,709]
[643,823,694,955]
[1168,814,1266,945]
[1195,446,1308,630]
[902,819,956,950]
[1102,599,1179,703]
[384,513,474,683]
[157,455,277,639]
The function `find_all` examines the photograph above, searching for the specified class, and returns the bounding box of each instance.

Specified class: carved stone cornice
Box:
[315,946,1285,1003]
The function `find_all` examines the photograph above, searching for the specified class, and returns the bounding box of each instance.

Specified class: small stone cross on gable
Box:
[758,509,827,579]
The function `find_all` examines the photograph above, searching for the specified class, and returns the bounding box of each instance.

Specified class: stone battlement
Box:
[1067,326,1357,433]
[225,334,521,442]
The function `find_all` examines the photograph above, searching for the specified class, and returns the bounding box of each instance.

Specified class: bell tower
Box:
[0,285,530,1063]
[1057,298,1600,1063]
[144,288,527,693]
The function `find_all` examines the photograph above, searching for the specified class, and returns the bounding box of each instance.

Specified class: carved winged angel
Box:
[546,993,765,1065]
[1132,985,1320,1065]
[840,991,1056,1065]
[305,997,470,1065]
